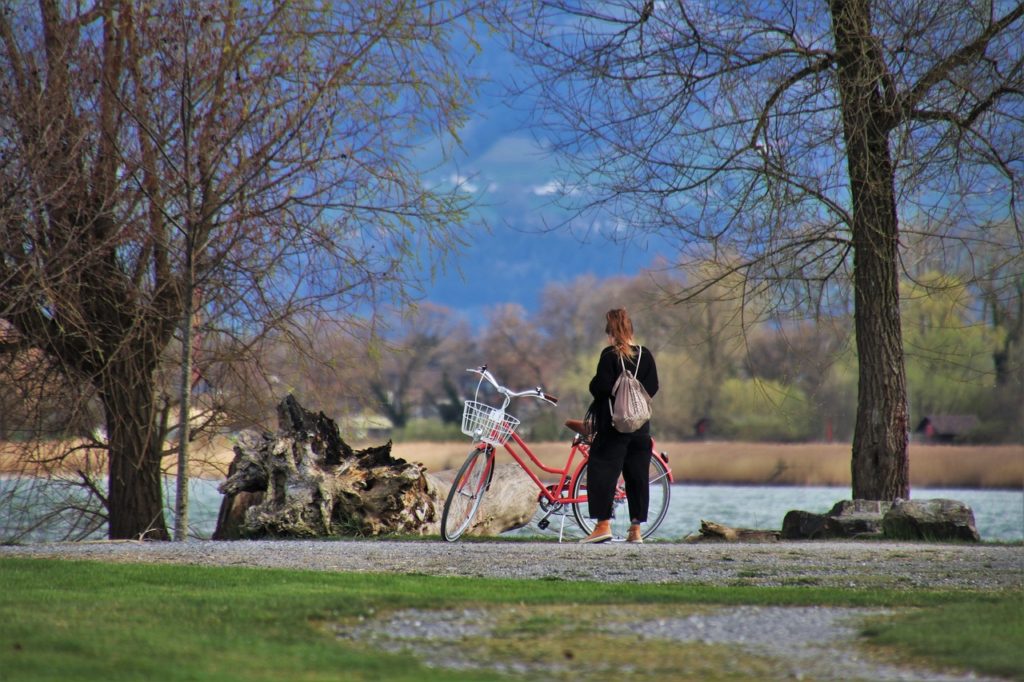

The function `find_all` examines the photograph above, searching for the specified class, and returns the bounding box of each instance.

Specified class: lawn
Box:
[1,558,1020,681]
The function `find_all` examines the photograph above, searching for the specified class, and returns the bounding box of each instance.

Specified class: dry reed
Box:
[3,438,1021,489]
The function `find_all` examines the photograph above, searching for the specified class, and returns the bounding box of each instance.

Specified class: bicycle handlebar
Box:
[467,366,559,405]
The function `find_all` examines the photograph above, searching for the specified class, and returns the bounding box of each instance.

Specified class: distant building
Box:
[347,413,393,442]
[914,415,980,444]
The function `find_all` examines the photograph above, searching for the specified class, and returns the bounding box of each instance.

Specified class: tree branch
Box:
[897,2,1024,121]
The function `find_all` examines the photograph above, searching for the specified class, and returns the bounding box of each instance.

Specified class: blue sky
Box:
[412,34,675,323]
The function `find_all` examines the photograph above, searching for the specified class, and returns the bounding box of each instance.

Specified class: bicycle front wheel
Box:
[571,454,671,540]
[440,445,495,541]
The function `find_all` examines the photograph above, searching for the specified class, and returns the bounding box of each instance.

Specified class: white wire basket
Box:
[461,400,520,446]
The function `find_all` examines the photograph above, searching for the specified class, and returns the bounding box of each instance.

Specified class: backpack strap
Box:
[617,345,643,377]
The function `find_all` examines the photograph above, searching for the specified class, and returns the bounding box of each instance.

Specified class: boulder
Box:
[782,500,891,540]
[881,498,980,542]
[781,510,842,540]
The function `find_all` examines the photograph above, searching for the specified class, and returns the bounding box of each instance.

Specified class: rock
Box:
[881,499,980,542]
[782,498,979,542]
[827,499,891,537]
[781,510,841,540]
[782,500,892,540]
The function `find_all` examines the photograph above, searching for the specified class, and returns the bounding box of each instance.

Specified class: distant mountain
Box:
[412,33,676,322]
[420,220,671,322]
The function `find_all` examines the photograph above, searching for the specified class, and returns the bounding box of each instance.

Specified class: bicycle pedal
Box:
[538,519,550,530]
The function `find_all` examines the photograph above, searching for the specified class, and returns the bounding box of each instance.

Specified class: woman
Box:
[581,308,659,544]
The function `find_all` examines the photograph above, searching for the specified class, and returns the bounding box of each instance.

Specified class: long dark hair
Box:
[604,308,636,359]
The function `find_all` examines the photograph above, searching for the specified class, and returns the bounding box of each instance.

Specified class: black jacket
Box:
[586,345,659,435]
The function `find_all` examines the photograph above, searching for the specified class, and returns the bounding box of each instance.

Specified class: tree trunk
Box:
[102,361,169,540]
[830,0,909,500]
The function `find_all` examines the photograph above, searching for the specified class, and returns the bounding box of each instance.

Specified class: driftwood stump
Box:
[688,519,781,543]
[213,395,535,539]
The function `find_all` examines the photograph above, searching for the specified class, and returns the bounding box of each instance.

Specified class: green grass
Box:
[0,557,1020,681]
[862,595,1024,680]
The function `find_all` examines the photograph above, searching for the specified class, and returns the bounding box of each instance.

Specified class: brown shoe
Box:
[626,525,643,544]
[580,520,612,544]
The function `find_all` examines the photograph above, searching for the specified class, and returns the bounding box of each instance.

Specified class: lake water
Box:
[2,477,1021,543]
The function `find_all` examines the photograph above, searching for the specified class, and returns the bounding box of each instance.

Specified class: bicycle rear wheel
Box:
[440,445,495,541]
[570,453,671,540]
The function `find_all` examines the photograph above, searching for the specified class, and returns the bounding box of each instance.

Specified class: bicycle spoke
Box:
[441,447,493,541]
[643,456,672,538]
[570,453,672,540]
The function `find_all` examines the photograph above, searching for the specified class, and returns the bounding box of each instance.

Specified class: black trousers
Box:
[586,426,652,522]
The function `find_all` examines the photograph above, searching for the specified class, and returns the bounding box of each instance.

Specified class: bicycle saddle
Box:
[564,419,592,438]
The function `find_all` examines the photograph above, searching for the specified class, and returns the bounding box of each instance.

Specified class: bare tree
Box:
[369,303,473,429]
[0,1,483,539]
[498,0,1024,499]
[957,223,1024,439]
[477,304,552,385]
[745,319,856,440]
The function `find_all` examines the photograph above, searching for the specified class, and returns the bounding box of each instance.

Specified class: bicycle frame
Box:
[482,429,672,507]
[498,431,590,506]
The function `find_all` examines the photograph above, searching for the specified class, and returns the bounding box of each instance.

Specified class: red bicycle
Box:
[440,366,673,542]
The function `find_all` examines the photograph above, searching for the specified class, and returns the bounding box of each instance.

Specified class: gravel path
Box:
[4,540,1021,680]
[337,604,983,680]
[2,539,1020,590]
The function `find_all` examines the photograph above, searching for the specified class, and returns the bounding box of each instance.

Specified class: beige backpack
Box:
[609,346,652,433]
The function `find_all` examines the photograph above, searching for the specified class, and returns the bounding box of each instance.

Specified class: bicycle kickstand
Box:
[537,504,568,542]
